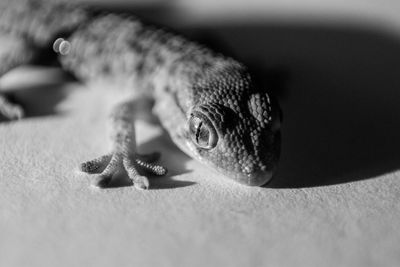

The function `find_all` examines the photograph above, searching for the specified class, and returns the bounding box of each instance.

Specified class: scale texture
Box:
[0,0,281,186]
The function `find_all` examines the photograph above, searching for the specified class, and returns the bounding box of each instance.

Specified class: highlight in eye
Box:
[188,113,218,149]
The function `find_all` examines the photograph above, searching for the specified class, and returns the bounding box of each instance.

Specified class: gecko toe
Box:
[135,158,167,176]
[80,153,112,174]
[81,151,167,189]
[0,96,24,121]
[86,153,122,188]
[123,157,157,189]
[133,176,150,190]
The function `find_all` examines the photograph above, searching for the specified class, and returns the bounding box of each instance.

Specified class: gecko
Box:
[0,0,282,189]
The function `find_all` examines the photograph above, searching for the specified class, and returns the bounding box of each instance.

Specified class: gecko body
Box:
[0,0,281,188]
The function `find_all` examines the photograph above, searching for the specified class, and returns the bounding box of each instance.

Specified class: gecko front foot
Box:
[0,94,24,120]
[80,152,167,189]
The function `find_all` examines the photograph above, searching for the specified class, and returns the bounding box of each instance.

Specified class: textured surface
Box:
[1,63,399,267]
[1,0,400,266]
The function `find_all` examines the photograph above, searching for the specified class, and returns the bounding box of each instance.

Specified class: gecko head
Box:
[184,61,282,186]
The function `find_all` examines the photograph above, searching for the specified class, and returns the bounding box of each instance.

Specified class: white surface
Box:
[1,0,400,266]
[0,59,399,267]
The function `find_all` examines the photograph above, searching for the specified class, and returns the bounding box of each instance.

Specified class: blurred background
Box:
[70,0,400,28]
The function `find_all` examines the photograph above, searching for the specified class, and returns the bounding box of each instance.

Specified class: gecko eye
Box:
[189,113,218,149]
[53,38,71,55]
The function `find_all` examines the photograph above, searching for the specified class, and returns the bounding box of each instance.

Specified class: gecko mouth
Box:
[242,170,273,186]
[213,165,274,186]
[182,126,276,187]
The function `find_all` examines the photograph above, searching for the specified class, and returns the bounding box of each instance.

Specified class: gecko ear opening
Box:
[188,112,218,149]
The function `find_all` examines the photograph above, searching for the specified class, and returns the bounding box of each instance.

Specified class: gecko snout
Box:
[240,170,273,187]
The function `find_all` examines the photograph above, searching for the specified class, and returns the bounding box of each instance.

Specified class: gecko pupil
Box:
[189,114,217,149]
[194,121,202,143]
[196,122,210,147]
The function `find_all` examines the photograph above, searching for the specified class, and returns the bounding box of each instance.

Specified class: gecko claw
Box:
[133,175,150,190]
[80,151,167,189]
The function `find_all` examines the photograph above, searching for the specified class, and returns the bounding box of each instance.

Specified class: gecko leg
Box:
[0,34,36,120]
[0,94,24,120]
[79,101,167,189]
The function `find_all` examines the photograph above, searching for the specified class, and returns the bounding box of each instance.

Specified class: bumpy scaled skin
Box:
[0,0,281,187]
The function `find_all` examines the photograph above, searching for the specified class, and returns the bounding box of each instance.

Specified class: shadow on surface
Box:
[139,133,195,190]
[106,174,195,190]
[201,22,400,188]
[107,133,194,190]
